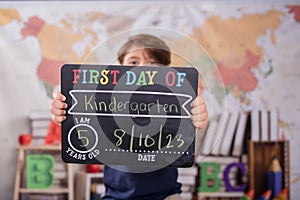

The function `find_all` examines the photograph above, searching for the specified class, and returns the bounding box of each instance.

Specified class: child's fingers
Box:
[190,95,205,108]
[50,106,66,117]
[191,103,207,115]
[190,112,208,122]
[52,115,66,125]
[53,91,66,101]
[191,96,206,114]
[190,94,208,130]
[51,98,67,110]
[191,112,208,129]
[50,92,67,124]
[192,121,208,130]
[50,106,66,124]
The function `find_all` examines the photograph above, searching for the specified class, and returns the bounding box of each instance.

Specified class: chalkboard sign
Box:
[61,64,198,168]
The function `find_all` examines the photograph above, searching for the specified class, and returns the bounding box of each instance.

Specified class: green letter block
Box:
[26,154,55,189]
[198,162,220,192]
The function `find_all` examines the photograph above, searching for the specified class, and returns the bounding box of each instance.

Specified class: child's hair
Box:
[117,34,171,65]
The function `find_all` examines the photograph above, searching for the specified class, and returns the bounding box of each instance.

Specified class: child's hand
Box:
[50,91,67,125]
[190,94,208,130]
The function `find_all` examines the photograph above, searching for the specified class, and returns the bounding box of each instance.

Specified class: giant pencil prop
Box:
[268,157,282,199]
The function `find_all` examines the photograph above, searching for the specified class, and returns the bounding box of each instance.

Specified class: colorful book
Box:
[195,125,209,156]
[270,109,279,141]
[232,112,248,156]
[261,109,269,141]
[211,112,230,155]
[201,119,219,155]
[220,112,239,156]
[250,110,260,141]
[197,155,240,164]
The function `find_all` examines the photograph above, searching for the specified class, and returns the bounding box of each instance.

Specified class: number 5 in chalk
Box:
[68,124,98,154]
[77,129,89,147]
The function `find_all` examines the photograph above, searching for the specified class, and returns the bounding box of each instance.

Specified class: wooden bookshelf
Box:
[13,145,74,200]
[248,141,290,199]
[75,171,104,200]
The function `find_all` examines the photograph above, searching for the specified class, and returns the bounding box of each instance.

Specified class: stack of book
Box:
[53,153,69,187]
[250,109,280,141]
[29,111,52,145]
[178,166,198,200]
[200,112,250,157]
[195,111,250,199]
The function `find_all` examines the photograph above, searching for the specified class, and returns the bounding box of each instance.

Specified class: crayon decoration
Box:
[246,189,255,200]
[257,189,272,200]
[239,188,254,200]
[273,188,288,200]
[268,157,282,199]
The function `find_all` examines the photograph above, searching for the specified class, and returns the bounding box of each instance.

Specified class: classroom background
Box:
[0,1,299,199]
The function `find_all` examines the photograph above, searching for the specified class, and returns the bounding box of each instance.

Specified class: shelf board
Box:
[198,192,244,198]
[86,172,104,179]
[19,187,69,194]
[16,145,61,151]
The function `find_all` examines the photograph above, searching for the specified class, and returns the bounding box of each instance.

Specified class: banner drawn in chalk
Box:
[68,90,192,118]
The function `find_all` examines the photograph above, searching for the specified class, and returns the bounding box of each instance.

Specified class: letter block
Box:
[198,162,221,192]
[198,162,247,193]
[223,162,247,192]
[26,154,55,189]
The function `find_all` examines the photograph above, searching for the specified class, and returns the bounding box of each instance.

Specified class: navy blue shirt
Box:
[102,166,182,200]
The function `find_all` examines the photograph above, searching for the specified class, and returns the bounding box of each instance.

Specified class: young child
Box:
[51,34,208,200]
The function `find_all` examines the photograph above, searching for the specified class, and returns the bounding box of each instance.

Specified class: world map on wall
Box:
[1,5,299,105]
[1,4,300,194]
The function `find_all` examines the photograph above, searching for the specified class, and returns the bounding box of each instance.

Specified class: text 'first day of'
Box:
[72,69,187,87]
